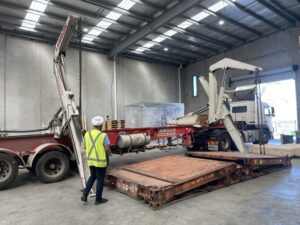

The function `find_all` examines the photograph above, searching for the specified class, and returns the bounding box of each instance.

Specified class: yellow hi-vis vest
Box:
[84,129,107,168]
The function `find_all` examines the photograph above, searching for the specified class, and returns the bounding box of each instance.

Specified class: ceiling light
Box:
[136,47,145,52]
[97,21,112,29]
[21,21,36,29]
[208,1,228,12]
[177,21,193,29]
[191,11,209,21]
[143,42,155,48]
[118,0,135,10]
[88,28,102,36]
[25,12,40,22]
[153,36,166,43]
[164,30,177,37]
[106,11,122,21]
[30,0,48,12]
[83,28,88,32]
[164,47,168,51]
[219,20,225,25]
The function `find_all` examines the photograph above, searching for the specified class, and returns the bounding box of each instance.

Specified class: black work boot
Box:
[95,198,108,205]
[81,194,87,203]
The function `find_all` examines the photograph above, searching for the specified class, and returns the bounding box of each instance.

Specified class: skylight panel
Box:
[88,28,102,36]
[106,11,122,21]
[25,12,40,22]
[191,11,209,21]
[177,21,193,29]
[208,1,228,12]
[82,35,95,42]
[118,0,135,10]
[30,0,48,12]
[97,21,112,29]
[135,47,145,52]
[164,30,177,37]
[153,36,166,43]
[21,21,36,29]
[143,42,155,48]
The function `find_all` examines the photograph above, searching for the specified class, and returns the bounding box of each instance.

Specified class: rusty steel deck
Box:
[106,155,236,209]
[186,151,291,167]
[106,153,291,209]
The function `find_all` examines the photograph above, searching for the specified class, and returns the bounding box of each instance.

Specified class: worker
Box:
[81,115,111,205]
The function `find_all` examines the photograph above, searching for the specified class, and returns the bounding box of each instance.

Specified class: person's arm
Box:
[82,133,86,154]
[104,134,112,156]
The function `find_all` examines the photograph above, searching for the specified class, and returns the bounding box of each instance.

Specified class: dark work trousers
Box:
[83,166,107,202]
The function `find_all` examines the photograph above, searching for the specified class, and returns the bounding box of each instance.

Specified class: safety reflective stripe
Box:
[87,131,102,160]
[85,158,107,162]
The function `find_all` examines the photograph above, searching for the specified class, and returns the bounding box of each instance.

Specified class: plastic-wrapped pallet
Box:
[124,102,184,128]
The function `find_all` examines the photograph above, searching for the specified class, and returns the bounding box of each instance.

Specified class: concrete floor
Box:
[1,148,300,225]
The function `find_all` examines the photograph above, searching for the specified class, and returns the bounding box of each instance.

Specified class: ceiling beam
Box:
[82,0,152,22]
[49,0,139,31]
[0,1,130,40]
[127,47,189,65]
[168,25,233,49]
[223,0,281,30]
[155,31,219,53]
[0,23,111,52]
[270,0,300,21]
[181,15,246,42]
[256,0,296,25]
[132,0,245,42]
[0,14,116,46]
[134,44,195,62]
[108,0,205,58]
[197,5,262,37]
[143,37,206,58]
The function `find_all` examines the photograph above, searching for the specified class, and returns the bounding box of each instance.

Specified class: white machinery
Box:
[199,58,263,152]
[230,85,274,143]
[53,15,89,189]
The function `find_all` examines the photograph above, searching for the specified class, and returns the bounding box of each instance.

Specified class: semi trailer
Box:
[0,15,266,190]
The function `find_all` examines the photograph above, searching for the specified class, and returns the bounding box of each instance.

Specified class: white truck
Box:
[230,85,274,144]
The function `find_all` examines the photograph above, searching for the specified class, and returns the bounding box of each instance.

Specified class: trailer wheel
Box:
[35,151,69,183]
[0,153,18,189]
[218,132,232,151]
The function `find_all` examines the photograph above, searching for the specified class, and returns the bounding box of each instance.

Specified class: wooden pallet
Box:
[103,120,125,130]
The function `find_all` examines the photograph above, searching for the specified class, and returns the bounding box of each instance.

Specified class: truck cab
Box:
[230,85,275,143]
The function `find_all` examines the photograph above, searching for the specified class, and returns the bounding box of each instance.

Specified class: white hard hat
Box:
[91,116,104,126]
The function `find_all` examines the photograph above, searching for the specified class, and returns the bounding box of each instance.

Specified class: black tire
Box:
[0,153,19,189]
[254,130,269,145]
[35,151,69,183]
[218,132,232,151]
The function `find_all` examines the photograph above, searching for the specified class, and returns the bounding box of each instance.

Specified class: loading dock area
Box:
[1,148,299,225]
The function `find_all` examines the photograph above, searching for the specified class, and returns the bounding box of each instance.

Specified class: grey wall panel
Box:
[0,34,4,129]
[5,37,41,130]
[0,34,178,131]
[183,29,296,114]
[39,43,61,126]
[84,51,114,126]
[117,57,178,118]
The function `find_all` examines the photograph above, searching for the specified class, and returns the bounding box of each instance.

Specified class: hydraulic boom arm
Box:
[199,58,262,152]
[53,15,89,188]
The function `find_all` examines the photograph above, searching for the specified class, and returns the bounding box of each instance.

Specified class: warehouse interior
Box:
[0,0,300,224]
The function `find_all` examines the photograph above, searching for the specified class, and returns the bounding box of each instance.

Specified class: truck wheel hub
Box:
[45,159,62,176]
[0,160,11,181]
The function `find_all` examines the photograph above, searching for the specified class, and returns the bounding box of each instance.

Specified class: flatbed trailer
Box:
[0,124,199,189]
[106,152,291,209]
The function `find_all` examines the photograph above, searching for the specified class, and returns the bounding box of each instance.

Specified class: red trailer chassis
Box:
[0,125,199,189]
